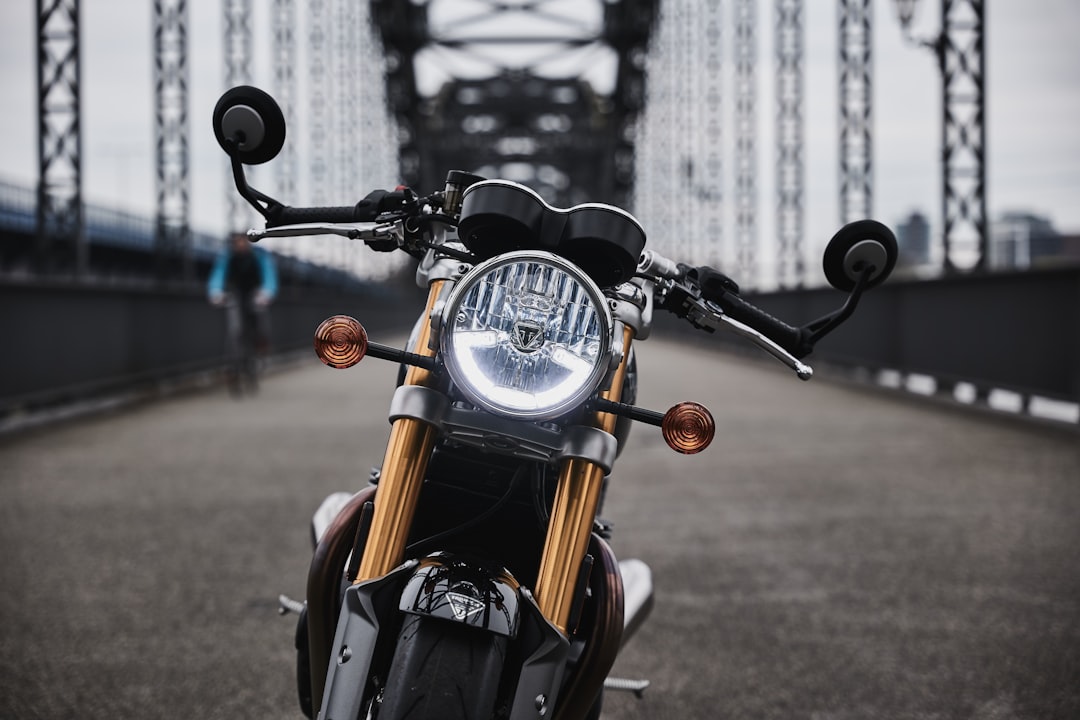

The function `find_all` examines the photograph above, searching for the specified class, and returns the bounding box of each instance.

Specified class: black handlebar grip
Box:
[264,190,404,228]
[266,204,367,227]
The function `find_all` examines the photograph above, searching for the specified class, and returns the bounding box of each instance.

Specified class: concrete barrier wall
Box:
[0,279,420,409]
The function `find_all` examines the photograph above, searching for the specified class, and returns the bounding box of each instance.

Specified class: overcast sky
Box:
[1,0,1078,257]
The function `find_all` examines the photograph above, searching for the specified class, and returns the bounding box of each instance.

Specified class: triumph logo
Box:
[511,320,545,353]
[446,592,485,621]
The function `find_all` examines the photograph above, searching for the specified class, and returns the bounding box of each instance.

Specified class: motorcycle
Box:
[212,85,897,720]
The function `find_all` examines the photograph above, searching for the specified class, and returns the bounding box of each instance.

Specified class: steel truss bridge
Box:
[15,0,1076,427]
[29,0,988,288]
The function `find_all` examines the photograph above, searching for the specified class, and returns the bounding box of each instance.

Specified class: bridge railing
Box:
[0,178,386,291]
[0,178,222,260]
[677,266,1079,425]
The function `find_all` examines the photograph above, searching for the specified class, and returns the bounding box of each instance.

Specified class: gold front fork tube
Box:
[353,282,444,583]
[533,326,635,634]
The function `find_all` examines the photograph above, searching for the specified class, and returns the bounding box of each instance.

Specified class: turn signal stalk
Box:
[314,315,437,371]
[589,397,715,455]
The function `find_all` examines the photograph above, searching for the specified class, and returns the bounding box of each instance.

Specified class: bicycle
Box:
[213,291,268,397]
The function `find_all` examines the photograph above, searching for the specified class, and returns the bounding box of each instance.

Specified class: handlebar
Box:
[637,249,682,280]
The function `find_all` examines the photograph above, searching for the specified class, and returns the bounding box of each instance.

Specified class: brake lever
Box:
[684,298,814,381]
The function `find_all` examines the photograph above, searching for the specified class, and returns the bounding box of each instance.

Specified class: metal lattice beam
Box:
[734,0,758,282]
[603,0,656,208]
[270,0,298,260]
[631,1,726,271]
[304,0,331,267]
[36,0,84,275]
[697,1,724,265]
[838,0,873,224]
[632,1,677,259]
[223,0,251,232]
[939,0,986,272]
[333,0,360,205]
[272,0,297,202]
[775,0,804,287]
[894,0,987,273]
[153,0,191,279]
[308,0,330,204]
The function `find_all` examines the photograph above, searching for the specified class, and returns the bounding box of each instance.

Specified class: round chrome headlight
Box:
[441,251,614,420]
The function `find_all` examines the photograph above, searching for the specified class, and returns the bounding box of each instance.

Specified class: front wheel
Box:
[376,614,507,720]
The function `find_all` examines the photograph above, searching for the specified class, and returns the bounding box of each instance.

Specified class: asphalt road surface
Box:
[1,337,1078,719]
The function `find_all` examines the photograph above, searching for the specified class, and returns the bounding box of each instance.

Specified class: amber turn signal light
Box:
[314,315,368,368]
[661,401,715,454]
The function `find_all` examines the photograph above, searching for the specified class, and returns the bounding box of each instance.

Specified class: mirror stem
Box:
[226,139,282,222]
[801,265,875,344]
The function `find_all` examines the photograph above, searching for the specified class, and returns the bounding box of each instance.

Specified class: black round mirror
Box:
[822,219,898,292]
[212,86,286,165]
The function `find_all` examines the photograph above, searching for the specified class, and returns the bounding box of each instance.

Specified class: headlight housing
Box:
[441,251,614,421]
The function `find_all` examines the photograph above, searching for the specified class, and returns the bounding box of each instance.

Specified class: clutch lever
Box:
[247,221,402,247]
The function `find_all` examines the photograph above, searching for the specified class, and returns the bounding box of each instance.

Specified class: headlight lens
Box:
[441,251,614,420]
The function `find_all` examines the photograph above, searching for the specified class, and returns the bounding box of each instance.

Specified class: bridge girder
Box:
[370,0,658,207]
[36,0,84,275]
[153,0,192,280]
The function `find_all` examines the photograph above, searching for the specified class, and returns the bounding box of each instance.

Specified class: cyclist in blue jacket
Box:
[207,232,278,393]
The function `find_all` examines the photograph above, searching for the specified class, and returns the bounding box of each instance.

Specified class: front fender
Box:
[398,553,521,637]
[398,554,576,719]
[321,553,572,720]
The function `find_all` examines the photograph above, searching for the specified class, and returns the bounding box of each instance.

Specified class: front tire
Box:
[376,614,507,720]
